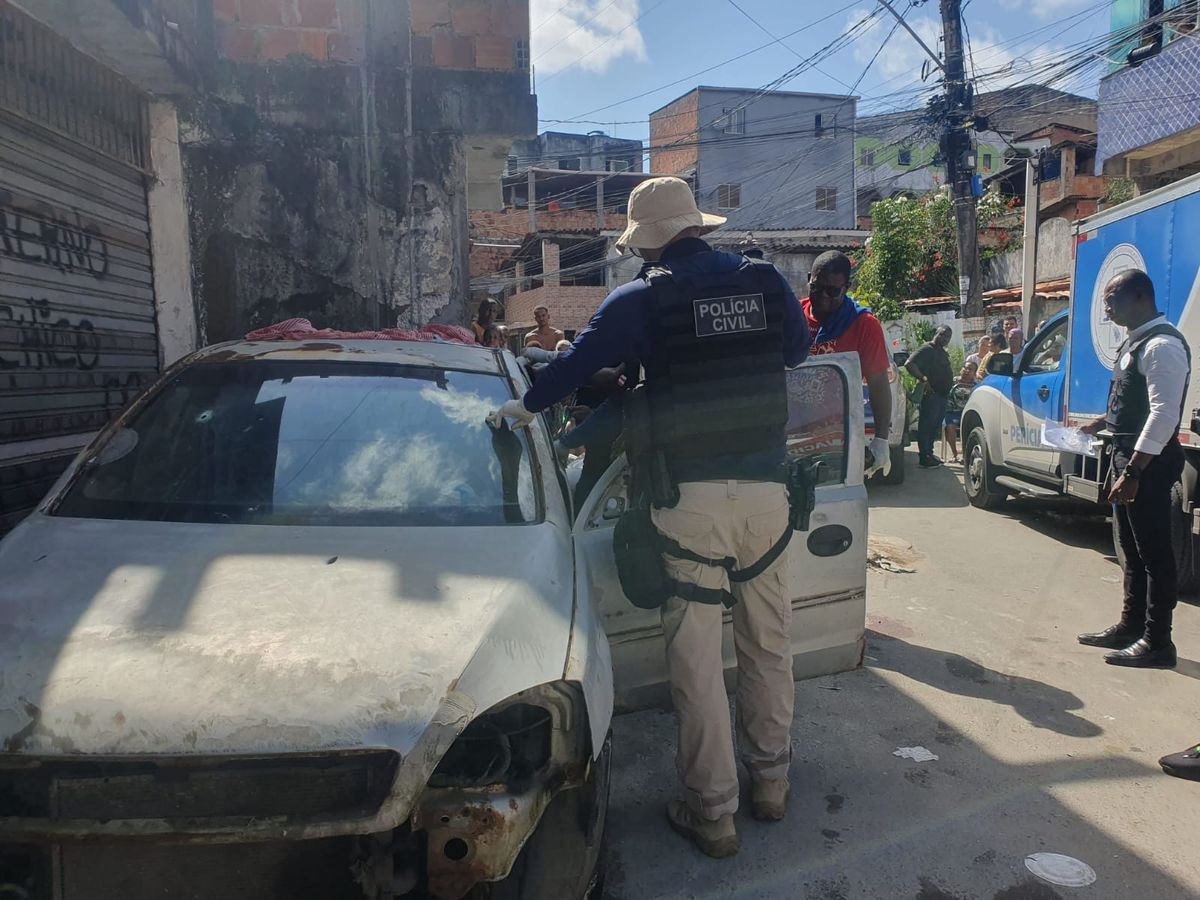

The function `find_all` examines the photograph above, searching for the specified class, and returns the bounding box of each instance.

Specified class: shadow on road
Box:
[868,630,1104,739]
[605,664,1187,900]
[996,498,1115,558]
[868,451,968,510]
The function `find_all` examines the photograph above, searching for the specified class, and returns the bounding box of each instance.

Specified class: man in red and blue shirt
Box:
[801,251,893,476]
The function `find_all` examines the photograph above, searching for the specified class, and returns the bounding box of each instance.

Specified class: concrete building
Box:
[649,87,858,230]
[0,0,535,530]
[509,131,644,175]
[856,86,1097,224]
[469,169,682,335]
[988,125,1108,224]
[1097,0,1200,188]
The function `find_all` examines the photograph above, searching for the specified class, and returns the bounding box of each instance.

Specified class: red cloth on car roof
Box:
[245,318,476,345]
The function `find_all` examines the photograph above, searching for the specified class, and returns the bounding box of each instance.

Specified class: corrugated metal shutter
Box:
[0,2,158,532]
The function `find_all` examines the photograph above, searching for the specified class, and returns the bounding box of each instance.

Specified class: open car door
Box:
[572,352,868,711]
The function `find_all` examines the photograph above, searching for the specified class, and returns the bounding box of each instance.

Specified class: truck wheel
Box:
[870,445,906,485]
[964,427,1007,509]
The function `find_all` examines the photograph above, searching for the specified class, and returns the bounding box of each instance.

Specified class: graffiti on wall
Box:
[0,206,110,278]
[0,298,101,371]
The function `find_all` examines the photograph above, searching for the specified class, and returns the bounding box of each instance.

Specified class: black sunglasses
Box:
[809,282,845,299]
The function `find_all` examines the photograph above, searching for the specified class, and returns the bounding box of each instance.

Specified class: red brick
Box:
[411,0,451,33]
[474,35,514,70]
[260,27,302,58]
[300,29,330,59]
[490,0,528,38]
[213,0,239,23]
[450,0,491,35]
[296,0,339,28]
[219,24,260,61]
[432,29,475,68]
[238,0,286,26]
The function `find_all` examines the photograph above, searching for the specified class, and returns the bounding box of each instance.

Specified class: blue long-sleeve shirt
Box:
[523,238,809,482]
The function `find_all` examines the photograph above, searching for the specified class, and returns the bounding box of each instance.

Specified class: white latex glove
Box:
[865,436,892,478]
[489,398,537,430]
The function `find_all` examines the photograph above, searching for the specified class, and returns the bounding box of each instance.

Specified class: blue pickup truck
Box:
[961,171,1200,589]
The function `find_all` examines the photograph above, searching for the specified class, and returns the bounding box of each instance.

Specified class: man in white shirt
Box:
[1078,269,1191,669]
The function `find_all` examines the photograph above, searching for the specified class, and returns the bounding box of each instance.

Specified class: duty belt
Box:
[657,458,822,608]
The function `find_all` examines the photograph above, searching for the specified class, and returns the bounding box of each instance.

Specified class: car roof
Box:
[190,340,509,375]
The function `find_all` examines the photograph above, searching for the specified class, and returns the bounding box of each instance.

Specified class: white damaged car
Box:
[0,338,868,900]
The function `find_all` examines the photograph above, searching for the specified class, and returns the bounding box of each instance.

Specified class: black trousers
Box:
[917,390,949,461]
[1114,439,1185,641]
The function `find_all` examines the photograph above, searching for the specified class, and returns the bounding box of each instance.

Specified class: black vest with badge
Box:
[638,255,789,468]
[1106,321,1191,449]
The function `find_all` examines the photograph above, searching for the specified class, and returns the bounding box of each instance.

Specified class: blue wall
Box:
[1097,35,1200,172]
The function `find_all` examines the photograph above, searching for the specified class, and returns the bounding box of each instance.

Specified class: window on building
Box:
[897,148,912,167]
[606,159,631,172]
[982,152,993,172]
[814,113,825,137]
[815,186,838,212]
[717,184,741,209]
[859,148,875,168]
[557,157,581,171]
[515,39,530,70]
[721,108,746,135]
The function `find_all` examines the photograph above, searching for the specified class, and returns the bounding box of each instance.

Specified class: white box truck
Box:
[961,171,1200,589]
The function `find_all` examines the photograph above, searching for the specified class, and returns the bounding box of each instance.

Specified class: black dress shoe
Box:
[919,456,944,469]
[1104,638,1177,669]
[1077,623,1142,648]
[1159,743,1200,782]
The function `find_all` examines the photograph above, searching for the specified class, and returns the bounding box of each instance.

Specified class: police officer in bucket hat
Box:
[491,176,810,857]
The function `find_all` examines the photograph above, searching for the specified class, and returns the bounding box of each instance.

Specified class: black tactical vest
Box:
[1106,321,1191,448]
[639,256,789,464]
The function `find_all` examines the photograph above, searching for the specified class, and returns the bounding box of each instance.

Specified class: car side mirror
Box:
[892,351,909,366]
[986,354,1014,376]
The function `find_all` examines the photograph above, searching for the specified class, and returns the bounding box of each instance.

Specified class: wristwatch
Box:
[1124,467,1141,480]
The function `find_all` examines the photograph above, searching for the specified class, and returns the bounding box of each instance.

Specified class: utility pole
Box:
[1020,154,1041,332]
[938,0,983,319]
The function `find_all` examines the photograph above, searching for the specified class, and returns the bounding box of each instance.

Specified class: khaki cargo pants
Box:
[651,479,793,820]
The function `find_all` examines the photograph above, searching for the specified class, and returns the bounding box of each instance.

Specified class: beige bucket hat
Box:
[615,176,726,253]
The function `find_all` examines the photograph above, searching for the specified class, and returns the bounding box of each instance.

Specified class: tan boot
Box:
[750,777,789,822]
[666,800,739,858]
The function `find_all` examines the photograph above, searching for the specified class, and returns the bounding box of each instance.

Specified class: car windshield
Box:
[53,361,540,526]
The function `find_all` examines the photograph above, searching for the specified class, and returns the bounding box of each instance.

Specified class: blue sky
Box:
[528,0,1114,144]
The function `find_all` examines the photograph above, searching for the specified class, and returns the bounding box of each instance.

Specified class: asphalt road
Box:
[604,450,1200,900]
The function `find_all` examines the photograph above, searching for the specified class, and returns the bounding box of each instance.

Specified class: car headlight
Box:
[429,703,552,788]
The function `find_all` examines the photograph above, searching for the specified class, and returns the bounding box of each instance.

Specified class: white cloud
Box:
[847,9,1065,94]
[530,0,647,76]
[997,0,1089,18]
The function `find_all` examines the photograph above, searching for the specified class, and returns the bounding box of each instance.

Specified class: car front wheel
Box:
[964,427,1007,509]
[481,733,611,900]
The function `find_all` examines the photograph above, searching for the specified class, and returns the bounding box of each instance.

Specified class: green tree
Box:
[851,188,1021,318]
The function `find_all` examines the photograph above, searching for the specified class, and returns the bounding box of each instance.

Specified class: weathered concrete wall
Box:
[179,0,534,343]
[983,217,1072,292]
[147,101,198,366]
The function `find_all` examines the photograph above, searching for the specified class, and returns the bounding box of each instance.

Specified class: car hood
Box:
[0,515,574,758]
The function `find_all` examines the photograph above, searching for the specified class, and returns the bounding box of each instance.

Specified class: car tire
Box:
[481,733,612,900]
[870,445,906,485]
[964,427,1007,509]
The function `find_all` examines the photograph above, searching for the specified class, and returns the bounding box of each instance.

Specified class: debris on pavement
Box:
[892,746,939,762]
[868,535,922,574]
[1024,852,1097,887]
